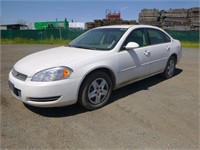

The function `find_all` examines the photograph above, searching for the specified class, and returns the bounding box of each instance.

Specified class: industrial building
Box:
[0,24,29,30]
[106,11,121,20]
[86,11,138,29]
[34,19,85,30]
[34,20,69,30]
[68,22,85,29]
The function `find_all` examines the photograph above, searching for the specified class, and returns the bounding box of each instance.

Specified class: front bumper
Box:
[8,71,81,107]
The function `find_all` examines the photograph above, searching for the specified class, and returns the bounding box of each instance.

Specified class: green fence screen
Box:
[165,30,199,42]
[1,29,86,41]
[1,29,199,42]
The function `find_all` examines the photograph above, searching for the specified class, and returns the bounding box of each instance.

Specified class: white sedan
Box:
[9,25,182,110]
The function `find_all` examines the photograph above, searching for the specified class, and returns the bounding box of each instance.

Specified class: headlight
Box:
[32,67,73,82]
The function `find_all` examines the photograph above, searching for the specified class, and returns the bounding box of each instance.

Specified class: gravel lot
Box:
[1,45,199,149]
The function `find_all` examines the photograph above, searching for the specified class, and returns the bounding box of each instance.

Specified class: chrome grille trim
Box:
[12,68,28,81]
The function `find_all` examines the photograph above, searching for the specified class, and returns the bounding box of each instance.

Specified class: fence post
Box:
[59,28,62,39]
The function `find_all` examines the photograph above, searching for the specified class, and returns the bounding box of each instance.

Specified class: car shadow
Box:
[25,68,182,117]
[109,68,183,104]
[24,103,87,117]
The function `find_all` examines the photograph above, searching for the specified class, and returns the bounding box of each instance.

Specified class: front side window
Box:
[69,28,127,50]
[122,28,148,49]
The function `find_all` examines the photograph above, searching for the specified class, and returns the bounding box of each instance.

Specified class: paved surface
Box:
[1,45,199,149]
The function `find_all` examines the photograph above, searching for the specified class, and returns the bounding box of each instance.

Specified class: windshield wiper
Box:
[73,45,86,49]
[65,44,85,49]
[72,45,97,50]
[66,44,100,50]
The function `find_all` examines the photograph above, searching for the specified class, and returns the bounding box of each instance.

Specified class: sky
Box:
[1,0,199,25]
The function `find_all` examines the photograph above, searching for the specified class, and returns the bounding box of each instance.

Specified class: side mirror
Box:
[125,42,139,50]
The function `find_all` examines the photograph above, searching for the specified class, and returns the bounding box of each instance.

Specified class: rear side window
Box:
[147,28,171,45]
[161,31,171,43]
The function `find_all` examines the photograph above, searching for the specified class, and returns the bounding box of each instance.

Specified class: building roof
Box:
[0,24,28,27]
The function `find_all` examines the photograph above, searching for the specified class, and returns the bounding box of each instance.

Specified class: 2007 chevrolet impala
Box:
[9,25,182,110]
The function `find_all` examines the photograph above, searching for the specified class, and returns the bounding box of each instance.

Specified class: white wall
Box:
[0,26,7,30]
[69,22,85,29]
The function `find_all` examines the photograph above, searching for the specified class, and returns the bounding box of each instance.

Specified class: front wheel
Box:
[78,71,113,110]
[162,56,176,79]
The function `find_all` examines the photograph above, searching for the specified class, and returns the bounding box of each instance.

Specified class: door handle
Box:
[166,46,170,51]
[144,50,150,56]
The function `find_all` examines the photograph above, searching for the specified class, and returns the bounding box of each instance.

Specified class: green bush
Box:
[181,41,199,48]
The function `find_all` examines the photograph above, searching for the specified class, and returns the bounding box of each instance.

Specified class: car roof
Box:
[97,25,132,29]
[97,24,161,30]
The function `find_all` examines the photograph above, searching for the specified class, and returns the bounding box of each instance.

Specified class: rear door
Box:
[146,28,172,74]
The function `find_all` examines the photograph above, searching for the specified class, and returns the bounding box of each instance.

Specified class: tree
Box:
[16,19,27,25]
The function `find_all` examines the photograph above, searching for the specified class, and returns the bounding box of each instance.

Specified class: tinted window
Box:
[161,31,171,43]
[122,29,148,48]
[147,28,171,45]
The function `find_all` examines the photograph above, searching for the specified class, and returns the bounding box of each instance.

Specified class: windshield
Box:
[68,28,128,50]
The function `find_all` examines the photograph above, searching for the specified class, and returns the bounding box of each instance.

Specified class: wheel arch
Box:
[77,67,116,100]
[170,53,177,64]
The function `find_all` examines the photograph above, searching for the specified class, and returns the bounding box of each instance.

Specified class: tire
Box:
[162,56,176,79]
[78,71,113,110]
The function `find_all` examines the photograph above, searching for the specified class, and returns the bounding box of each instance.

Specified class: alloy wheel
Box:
[167,59,175,77]
[88,78,109,105]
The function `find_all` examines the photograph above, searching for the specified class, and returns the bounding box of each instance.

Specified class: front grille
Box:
[28,96,61,102]
[12,68,27,81]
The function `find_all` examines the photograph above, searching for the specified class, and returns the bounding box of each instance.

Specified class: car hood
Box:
[14,46,106,76]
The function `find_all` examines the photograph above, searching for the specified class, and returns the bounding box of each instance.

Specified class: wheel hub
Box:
[88,78,108,105]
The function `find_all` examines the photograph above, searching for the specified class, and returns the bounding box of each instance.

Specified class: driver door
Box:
[117,28,151,84]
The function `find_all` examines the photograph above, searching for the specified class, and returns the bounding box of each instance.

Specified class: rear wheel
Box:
[162,56,176,79]
[78,71,113,110]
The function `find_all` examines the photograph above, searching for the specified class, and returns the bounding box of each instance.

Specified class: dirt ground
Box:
[1,45,199,149]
